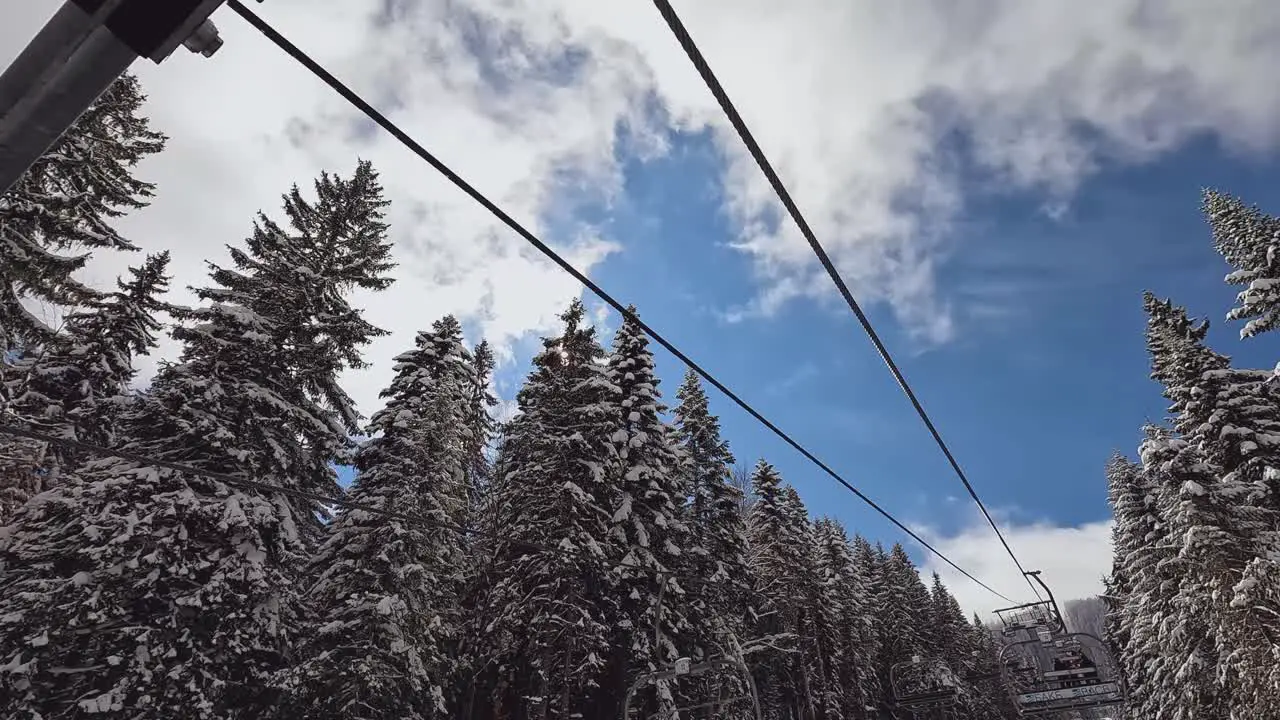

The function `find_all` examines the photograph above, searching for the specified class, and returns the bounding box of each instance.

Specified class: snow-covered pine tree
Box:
[59,251,172,446]
[745,461,806,718]
[1147,290,1280,520]
[0,73,164,352]
[1148,294,1280,508]
[1143,292,1280,719]
[600,311,695,708]
[3,251,171,442]
[456,425,519,720]
[928,575,993,716]
[464,339,497,515]
[478,300,618,720]
[669,368,755,717]
[452,337,497,719]
[671,367,751,664]
[928,573,972,671]
[1102,453,1143,696]
[1149,296,1280,716]
[0,163,395,719]
[874,543,933,713]
[213,159,395,437]
[849,534,884,714]
[279,317,475,719]
[1119,425,1182,720]
[600,308,688,718]
[1203,190,1280,340]
[968,614,1019,720]
[0,252,171,523]
[0,73,164,519]
[214,159,394,546]
[777,485,828,720]
[812,517,876,720]
[1138,430,1225,720]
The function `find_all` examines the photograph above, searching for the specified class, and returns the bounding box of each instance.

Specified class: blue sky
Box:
[570,126,1279,545]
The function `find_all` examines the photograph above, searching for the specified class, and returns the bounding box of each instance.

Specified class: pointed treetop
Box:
[674,368,734,466]
[432,314,463,340]
[780,485,808,521]
[750,459,782,496]
[106,250,173,355]
[1142,292,1230,409]
[1203,189,1280,338]
[207,160,396,433]
[557,298,606,367]
[474,339,495,373]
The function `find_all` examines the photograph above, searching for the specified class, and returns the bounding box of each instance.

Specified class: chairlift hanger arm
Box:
[1024,570,1064,627]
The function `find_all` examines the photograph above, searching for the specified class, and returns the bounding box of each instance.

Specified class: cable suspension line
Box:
[649,0,1041,601]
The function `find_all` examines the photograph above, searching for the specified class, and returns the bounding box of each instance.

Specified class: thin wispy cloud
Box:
[765,360,820,397]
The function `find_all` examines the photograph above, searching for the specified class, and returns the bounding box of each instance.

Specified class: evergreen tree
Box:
[0,252,171,522]
[464,340,498,514]
[0,73,165,351]
[1143,293,1280,719]
[671,368,751,661]
[1149,295,1280,507]
[927,577,997,717]
[453,337,498,719]
[1203,190,1280,339]
[59,252,173,445]
[0,163,394,719]
[280,319,474,719]
[745,461,805,719]
[968,615,1019,720]
[1122,426,1183,720]
[211,160,394,439]
[457,426,511,720]
[928,573,972,671]
[479,300,618,720]
[1102,453,1144,695]
[602,308,687,718]
[780,486,826,720]
[3,251,171,443]
[850,535,885,714]
[813,518,875,720]
[874,544,933,713]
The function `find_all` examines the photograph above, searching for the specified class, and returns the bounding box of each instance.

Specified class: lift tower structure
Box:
[0,0,229,195]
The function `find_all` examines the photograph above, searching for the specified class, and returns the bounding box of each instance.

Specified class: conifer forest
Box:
[2,74,1280,720]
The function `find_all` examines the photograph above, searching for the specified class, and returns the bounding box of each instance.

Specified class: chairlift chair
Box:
[998,632,1126,717]
[891,656,961,710]
[621,654,762,720]
[993,600,1063,638]
[621,575,763,720]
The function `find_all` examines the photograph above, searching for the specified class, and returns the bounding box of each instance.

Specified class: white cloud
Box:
[446,0,1280,344]
[7,0,1280,416]
[921,510,1113,621]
